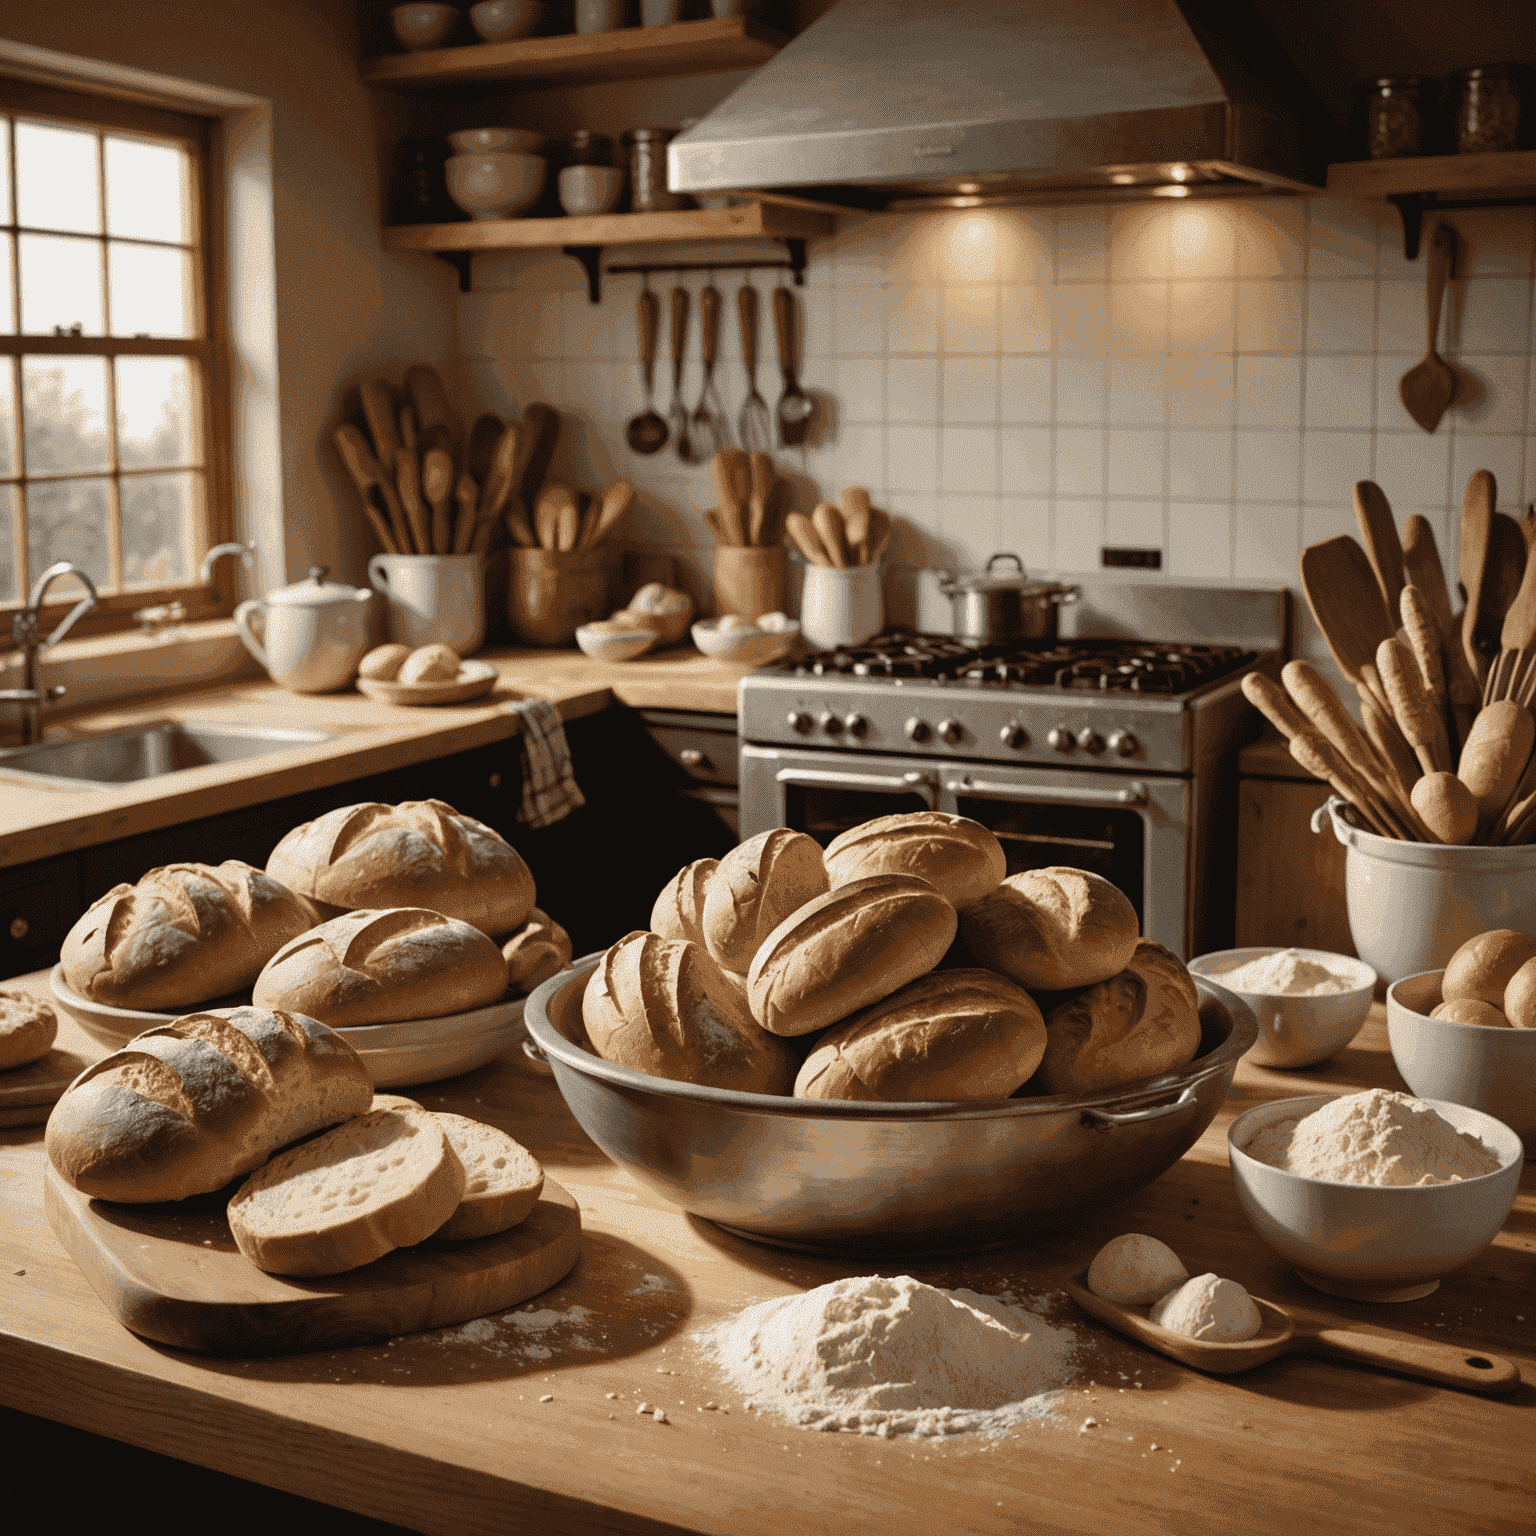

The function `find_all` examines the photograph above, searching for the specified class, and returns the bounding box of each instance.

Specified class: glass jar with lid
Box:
[1449,63,1531,153]
[622,127,687,211]
[1352,75,1438,159]
[567,130,613,167]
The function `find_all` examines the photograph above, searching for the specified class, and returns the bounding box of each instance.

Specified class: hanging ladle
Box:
[626,283,668,455]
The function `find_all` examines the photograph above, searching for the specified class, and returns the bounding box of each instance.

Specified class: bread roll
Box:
[45,1006,371,1203]
[1503,958,1536,1028]
[432,1113,544,1240]
[702,829,829,974]
[1442,929,1536,1008]
[358,643,410,681]
[501,906,572,994]
[794,969,1045,1101]
[746,874,958,1038]
[228,1107,466,1276]
[0,989,56,1070]
[1036,940,1201,1095]
[399,643,460,684]
[60,861,319,1012]
[267,799,535,937]
[960,867,1138,992]
[1431,998,1510,1027]
[823,813,1006,911]
[582,931,796,1094]
[252,908,508,1026]
[651,858,718,948]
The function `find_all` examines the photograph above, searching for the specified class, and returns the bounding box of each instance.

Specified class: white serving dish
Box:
[445,151,546,221]
[575,623,656,662]
[690,616,798,667]
[1188,947,1376,1069]
[1387,970,1536,1152]
[1227,1093,1523,1303]
[354,657,498,706]
[50,966,239,1051]
[449,126,545,155]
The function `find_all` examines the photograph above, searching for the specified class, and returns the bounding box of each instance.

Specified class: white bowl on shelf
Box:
[691,615,798,667]
[391,3,461,51]
[558,164,626,217]
[575,622,657,662]
[445,151,546,220]
[449,126,546,155]
[469,0,546,41]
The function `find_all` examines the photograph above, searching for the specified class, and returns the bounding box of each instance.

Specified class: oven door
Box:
[740,743,940,848]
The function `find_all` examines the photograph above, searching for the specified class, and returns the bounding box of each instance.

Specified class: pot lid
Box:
[266,565,366,606]
[941,554,1065,595]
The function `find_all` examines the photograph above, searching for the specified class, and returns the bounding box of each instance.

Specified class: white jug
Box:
[234,565,373,693]
[369,552,485,654]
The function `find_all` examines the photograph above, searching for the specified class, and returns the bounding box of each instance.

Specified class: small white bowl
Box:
[575,622,657,662]
[391,3,460,51]
[445,151,546,220]
[1228,1093,1522,1303]
[1188,947,1376,1069]
[1387,970,1536,1152]
[558,163,626,217]
[469,0,546,42]
[690,616,799,667]
[449,126,545,155]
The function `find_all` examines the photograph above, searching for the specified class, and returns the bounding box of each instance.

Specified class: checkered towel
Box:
[503,697,585,828]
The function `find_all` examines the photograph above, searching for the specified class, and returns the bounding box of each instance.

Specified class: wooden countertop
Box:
[2,991,1530,1535]
[0,646,746,869]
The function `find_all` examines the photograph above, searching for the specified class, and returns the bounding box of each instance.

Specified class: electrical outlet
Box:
[1101,547,1162,570]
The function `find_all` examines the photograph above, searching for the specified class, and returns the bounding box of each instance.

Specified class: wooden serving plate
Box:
[0,1009,100,1127]
[44,1165,581,1356]
[355,659,499,707]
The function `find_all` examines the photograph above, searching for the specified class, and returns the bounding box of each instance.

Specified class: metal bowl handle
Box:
[1049,584,1081,607]
[1080,1084,1199,1129]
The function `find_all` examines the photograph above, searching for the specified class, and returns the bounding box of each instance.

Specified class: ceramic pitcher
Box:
[369,552,485,655]
[233,566,372,694]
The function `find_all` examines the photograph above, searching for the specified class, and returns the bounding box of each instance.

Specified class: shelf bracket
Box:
[563,244,604,304]
[776,237,808,285]
[1388,191,1536,259]
[434,252,474,293]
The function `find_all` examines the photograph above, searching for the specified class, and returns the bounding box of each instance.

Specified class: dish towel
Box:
[503,697,585,829]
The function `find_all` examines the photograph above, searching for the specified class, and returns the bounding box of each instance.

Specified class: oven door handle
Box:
[775,767,939,807]
[944,775,1149,807]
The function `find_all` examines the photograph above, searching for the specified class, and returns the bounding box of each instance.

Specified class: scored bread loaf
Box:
[583,930,797,1093]
[60,861,320,1011]
[45,1006,372,1203]
[794,968,1046,1102]
[432,1112,544,1239]
[1505,957,1536,1029]
[960,867,1139,992]
[501,906,573,994]
[823,812,1006,912]
[253,908,508,1026]
[267,799,536,937]
[1441,929,1536,1008]
[746,874,958,1038]
[651,858,718,948]
[0,988,56,1070]
[227,1106,466,1276]
[1036,940,1201,1095]
[701,830,829,974]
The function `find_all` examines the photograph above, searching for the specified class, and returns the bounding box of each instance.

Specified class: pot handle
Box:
[1312,796,1357,846]
[984,553,1025,576]
[1049,583,1081,607]
[1079,1084,1199,1130]
[232,599,268,669]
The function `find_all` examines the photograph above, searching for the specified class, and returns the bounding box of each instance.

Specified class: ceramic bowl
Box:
[391,3,460,51]
[445,151,546,221]
[575,622,657,662]
[1387,970,1536,1151]
[49,966,221,1051]
[558,163,626,217]
[449,126,546,155]
[469,0,546,41]
[1227,1093,1522,1302]
[1188,947,1376,1069]
[690,615,799,667]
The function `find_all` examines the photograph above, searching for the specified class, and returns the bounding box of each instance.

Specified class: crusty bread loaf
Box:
[1505,957,1536,1029]
[0,988,56,1070]
[501,906,573,994]
[227,1106,465,1276]
[252,908,508,1026]
[746,874,958,1038]
[960,867,1139,992]
[823,813,1006,911]
[583,930,797,1093]
[1036,940,1201,1095]
[432,1112,544,1239]
[1430,997,1510,1026]
[358,643,410,681]
[701,830,829,974]
[371,1092,423,1111]
[60,861,319,1011]
[267,799,535,937]
[651,858,718,948]
[45,1006,372,1203]
[794,968,1045,1101]
[1442,929,1536,1008]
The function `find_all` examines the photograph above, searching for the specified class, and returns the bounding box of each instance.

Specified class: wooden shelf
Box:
[362,16,786,91]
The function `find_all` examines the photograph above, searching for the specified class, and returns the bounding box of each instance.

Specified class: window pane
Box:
[117,357,198,469]
[0,363,14,478]
[22,357,110,474]
[19,234,105,336]
[108,243,193,338]
[122,471,196,586]
[16,120,100,234]
[0,487,16,602]
[26,476,111,589]
[0,237,13,333]
[0,121,11,225]
[106,135,191,244]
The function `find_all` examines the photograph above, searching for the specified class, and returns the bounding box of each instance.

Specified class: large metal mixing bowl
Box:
[526,956,1256,1255]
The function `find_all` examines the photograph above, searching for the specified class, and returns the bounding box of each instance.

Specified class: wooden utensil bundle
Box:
[704,449,789,548]
[518,480,637,554]
[785,486,890,569]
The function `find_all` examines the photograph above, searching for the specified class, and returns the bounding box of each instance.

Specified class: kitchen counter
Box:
[2,994,1530,1536]
[0,645,748,870]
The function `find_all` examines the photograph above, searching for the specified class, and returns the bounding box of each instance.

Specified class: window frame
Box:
[0,76,234,639]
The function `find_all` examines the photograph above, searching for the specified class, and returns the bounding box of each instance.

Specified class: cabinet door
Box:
[0,857,80,980]
[1236,776,1353,954]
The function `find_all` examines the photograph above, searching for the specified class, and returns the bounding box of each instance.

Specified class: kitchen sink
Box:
[0,723,338,785]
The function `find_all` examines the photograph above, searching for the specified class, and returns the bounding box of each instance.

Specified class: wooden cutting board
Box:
[44,1166,581,1356]
[0,1006,100,1127]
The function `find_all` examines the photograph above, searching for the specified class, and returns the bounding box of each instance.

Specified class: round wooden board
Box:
[0,1007,102,1126]
[355,658,499,707]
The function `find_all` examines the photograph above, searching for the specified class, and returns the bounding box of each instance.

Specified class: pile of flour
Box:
[1213,949,1354,996]
[1243,1088,1502,1185]
[694,1274,1079,1438]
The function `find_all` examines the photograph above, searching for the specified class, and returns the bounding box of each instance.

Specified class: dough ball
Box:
[0,988,57,1070]
[358,644,410,682]
[399,644,461,685]
[1430,997,1510,1027]
[1087,1233,1188,1305]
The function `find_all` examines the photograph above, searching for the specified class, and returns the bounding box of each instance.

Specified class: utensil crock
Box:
[712,545,786,622]
[799,561,883,651]
[368,552,486,656]
[506,547,619,648]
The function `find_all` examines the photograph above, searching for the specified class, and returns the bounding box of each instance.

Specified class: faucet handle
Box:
[46,685,67,702]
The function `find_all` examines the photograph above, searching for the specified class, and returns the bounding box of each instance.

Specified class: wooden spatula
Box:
[1300,536,1394,710]
[1469,513,1528,682]
[1399,220,1457,434]
[1402,514,1480,750]
[515,402,561,512]
[359,379,401,477]
[406,364,455,462]
[421,446,454,554]
[1353,480,1405,614]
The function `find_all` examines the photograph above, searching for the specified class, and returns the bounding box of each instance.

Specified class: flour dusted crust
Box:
[651,858,718,948]
[252,907,509,1026]
[822,813,1006,912]
[1036,940,1201,1095]
[794,968,1045,1102]
[44,1005,371,1203]
[582,930,797,1094]
[701,829,829,974]
[0,988,56,1070]
[431,1112,544,1240]
[266,799,535,937]
[501,906,572,994]
[60,861,320,1011]
[1442,929,1536,1009]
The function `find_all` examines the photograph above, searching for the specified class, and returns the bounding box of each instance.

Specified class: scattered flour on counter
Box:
[694,1274,1080,1439]
[1242,1089,1502,1186]
[1212,948,1354,996]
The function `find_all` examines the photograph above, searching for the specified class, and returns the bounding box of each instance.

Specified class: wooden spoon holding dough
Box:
[1458,700,1536,842]
[1411,772,1478,845]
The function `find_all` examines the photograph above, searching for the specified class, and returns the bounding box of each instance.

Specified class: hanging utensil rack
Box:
[567,241,808,304]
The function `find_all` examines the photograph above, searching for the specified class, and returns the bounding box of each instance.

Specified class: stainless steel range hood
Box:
[670,0,1337,213]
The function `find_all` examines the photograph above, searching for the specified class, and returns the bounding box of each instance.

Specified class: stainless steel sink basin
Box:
[0,723,338,785]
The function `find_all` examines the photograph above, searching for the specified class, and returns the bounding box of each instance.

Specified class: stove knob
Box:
[1107,729,1140,758]
[787,711,814,735]
[844,713,870,739]
[999,724,1028,750]
[938,718,964,745]
[1079,729,1105,755]
[1046,726,1076,753]
[905,717,933,744]
[819,712,844,737]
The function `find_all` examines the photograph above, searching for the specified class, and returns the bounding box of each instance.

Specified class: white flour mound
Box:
[1214,949,1353,996]
[694,1274,1079,1438]
[1243,1088,1502,1186]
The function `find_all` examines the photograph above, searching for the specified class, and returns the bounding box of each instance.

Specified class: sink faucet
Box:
[201,541,256,586]
[3,562,101,745]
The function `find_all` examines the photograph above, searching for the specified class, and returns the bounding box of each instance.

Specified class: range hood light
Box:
[1168,164,1192,182]
[1154,184,1193,198]
[957,182,983,193]
[1109,172,1140,186]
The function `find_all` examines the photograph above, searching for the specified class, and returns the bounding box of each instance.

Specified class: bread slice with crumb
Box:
[431,1113,544,1240]
[227,1106,465,1276]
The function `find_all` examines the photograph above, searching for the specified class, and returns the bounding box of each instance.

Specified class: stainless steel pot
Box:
[938,553,1079,642]
[526,957,1257,1256]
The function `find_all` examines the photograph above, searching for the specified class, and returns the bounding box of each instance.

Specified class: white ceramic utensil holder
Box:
[799,562,883,652]
[368,553,486,655]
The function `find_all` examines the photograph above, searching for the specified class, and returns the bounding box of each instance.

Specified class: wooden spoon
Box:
[785,511,832,567]
[1353,481,1405,614]
[1459,700,1536,841]
[1300,536,1394,712]
[451,472,479,554]
[1378,637,1448,774]
[839,486,872,561]
[1398,220,1457,434]
[864,506,892,566]
[334,424,410,554]
[1459,468,1495,674]
[747,452,774,547]
[811,502,851,568]
[709,449,749,545]
[359,379,401,477]
[1402,515,1480,751]
[421,446,454,554]
[515,402,561,512]
[582,481,637,548]
[394,447,431,556]
[405,364,455,463]
[1063,1273,1518,1393]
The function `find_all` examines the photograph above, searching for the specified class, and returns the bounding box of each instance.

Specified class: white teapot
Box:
[234,565,373,693]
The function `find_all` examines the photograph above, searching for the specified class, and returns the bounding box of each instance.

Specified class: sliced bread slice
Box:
[432,1112,544,1241]
[228,1107,465,1276]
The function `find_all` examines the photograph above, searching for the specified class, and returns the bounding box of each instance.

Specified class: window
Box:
[0,79,229,630]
